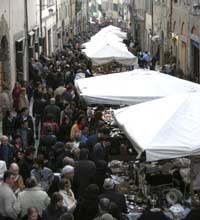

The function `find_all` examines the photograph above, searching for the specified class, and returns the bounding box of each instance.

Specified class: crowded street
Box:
[0,1,200,220]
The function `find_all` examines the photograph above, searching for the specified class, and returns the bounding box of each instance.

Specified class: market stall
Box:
[82,25,137,67]
[83,43,136,66]
[75,69,200,105]
[105,94,200,219]
[114,93,200,161]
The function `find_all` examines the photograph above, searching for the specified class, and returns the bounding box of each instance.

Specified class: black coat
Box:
[74,160,96,198]
[138,210,170,220]
[42,206,68,220]
[43,104,61,124]
[0,144,16,167]
[2,116,14,136]
[94,160,108,192]
[99,189,127,214]
[75,195,99,220]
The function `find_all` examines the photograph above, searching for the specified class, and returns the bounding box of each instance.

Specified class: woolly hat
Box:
[61,165,74,175]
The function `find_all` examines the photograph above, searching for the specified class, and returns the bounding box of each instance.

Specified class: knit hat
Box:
[61,165,74,175]
[103,178,115,190]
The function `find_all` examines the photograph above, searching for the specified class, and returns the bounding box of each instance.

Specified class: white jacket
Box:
[17,186,50,217]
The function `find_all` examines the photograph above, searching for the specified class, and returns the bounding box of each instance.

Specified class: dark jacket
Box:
[75,194,99,220]
[17,128,35,149]
[2,116,14,137]
[33,98,47,118]
[18,157,34,181]
[99,189,127,214]
[43,104,61,124]
[138,210,170,220]
[94,160,108,192]
[0,144,16,167]
[42,206,67,220]
[74,160,96,198]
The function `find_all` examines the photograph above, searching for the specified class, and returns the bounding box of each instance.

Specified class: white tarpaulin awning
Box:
[75,69,200,105]
[114,94,200,161]
[82,25,134,65]
[83,43,137,66]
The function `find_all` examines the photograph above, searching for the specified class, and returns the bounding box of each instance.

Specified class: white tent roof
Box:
[82,25,134,65]
[83,43,136,66]
[114,94,200,161]
[75,69,200,105]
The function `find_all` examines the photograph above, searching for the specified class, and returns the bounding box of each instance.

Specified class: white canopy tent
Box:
[75,69,200,105]
[114,94,200,162]
[82,25,135,66]
[83,43,136,66]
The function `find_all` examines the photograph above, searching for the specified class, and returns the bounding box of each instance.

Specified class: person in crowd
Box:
[93,197,112,220]
[14,107,34,132]
[60,102,73,125]
[74,148,96,198]
[54,82,66,98]
[2,110,14,139]
[63,156,75,167]
[59,178,77,213]
[0,135,16,167]
[142,52,150,69]
[12,82,22,112]
[18,147,35,181]
[99,178,127,214]
[9,163,25,195]
[42,192,68,220]
[71,131,82,150]
[0,160,7,181]
[59,115,72,142]
[31,155,54,192]
[39,126,57,157]
[109,202,129,220]
[70,115,86,141]
[18,88,29,111]
[17,176,50,218]
[63,84,75,102]
[61,165,75,181]
[60,213,74,220]
[75,184,100,220]
[0,170,19,220]
[91,128,111,162]
[93,149,108,192]
[12,134,24,153]
[43,98,61,124]
[21,207,43,220]
[41,114,59,136]
[32,94,47,139]
[17,120,34,150]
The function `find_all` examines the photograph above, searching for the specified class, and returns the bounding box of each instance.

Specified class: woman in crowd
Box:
[42,192,68,220]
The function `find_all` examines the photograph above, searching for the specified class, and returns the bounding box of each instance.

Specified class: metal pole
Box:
[24,0,29,80]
